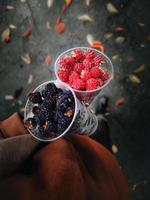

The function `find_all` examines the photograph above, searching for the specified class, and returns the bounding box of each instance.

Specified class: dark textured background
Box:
[0,0,150,199]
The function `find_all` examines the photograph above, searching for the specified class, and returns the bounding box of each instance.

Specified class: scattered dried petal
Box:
[115,97,125,106]
[65,0,72,6]
[77,14,93,22]
[20,107,25,112]
[85,0,91,6]
[115,36,125,44]
[112,144,118,153]
[133,64,145,73]
[138,22,145,27]
[28,74,33,84]
[61,4,67,13]
[47,0,53,8]
[111,54,120,60]
[1,28,11,43]
[5,95,14,100]
[9,24,16,29]
[90,40,105,52]
[106,3,119,14]
[6,5,15,10]
[127,57,134,63]
[46,21,51,29]
[86,34,94,45]
[44,54,52,65]
[55,20,65,33]
[23,27,32,38]
[21,53,32,64]
[115,27,125,33]
[20,0,26,2]
[129,74,141,84]
[104,33,113,39]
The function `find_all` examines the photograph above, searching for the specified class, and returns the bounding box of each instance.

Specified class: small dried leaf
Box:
[21,53,32,64]
[9,24,16,29]
[133,64,145,73]
[86,34,94,45]
[106,3,119,14]
[129,74,141,84]
[65,0,72,6]
[85,0,91,6]
[28,74,33,84]
[115,36,125,44]
[5,95,14,100]
[47,0,53,8]
[23,27,32,38]
[90,40,105,52]
[112,144,118,153]
[1,28,11,43]
[104,33,113,39]
[77,14,93,22]
[20,107,25,112]
[55,21,65,33]
[61,4,67,13]
[44,54,52,65]
[46,21,51,29]
[6,5,15,10]
[115,27,125,33]
[111,54,120,60]
[115,97,125,106]
[138,22,145,27]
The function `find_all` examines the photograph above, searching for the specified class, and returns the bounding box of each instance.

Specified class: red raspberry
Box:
[69,71,80,85]
[73,49,85,61]
[81,69,92,81]
[74,63,84,74]
[83,59,94,69]
[101,70,109,81]
[65,56,76,67]
[85,49,96,60]
[97,78,104,86]
[94,55,104,65]
[91,66,102,78]
[57,69,69,82]
[86,78,99,90]
[72,78,86,90]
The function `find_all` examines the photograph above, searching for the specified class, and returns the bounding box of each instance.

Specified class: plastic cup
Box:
[24,80,98,142]
[55,47,114,105]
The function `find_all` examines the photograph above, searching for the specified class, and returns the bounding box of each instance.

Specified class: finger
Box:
[0,134,39,179]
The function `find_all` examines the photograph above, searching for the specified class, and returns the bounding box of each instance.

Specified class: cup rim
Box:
[55,47,114,94]
[24,80,78,142]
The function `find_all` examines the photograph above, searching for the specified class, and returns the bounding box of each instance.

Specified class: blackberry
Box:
[46,83,58,96]
[56,90,74,111]
[30,92,43,104]
[32,106,40,115]
[44,121,57,133]
[34,114,46,126]
[40,98,55,111]
[57,117,71,134]
[38,126,45,135]
[24,118,37,129]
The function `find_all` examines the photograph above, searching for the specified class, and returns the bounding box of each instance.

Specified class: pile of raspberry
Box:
[57,49,109,91]
[24,83,75,139]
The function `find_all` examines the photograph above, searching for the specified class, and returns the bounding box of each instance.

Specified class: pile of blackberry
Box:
[24,83,75,139]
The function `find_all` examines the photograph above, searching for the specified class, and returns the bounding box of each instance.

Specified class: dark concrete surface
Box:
[0,0,150,199]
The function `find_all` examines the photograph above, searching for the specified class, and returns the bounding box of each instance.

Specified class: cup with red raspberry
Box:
[24,80,98,141]
[55,47,114,105]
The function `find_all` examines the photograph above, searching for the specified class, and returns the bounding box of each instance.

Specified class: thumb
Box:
[0,134,40,179]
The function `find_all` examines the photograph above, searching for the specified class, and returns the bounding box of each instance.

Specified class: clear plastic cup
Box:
[24,80,98,142]
[55,47,114,105]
